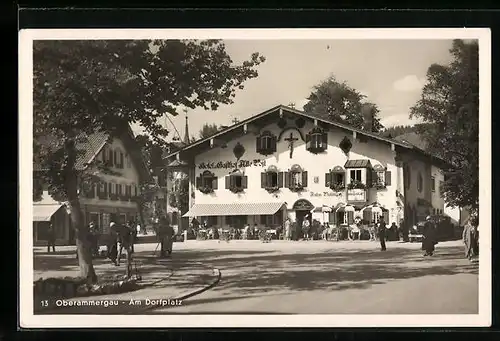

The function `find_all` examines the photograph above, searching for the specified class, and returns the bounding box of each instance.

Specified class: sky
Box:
[132,39,455,141]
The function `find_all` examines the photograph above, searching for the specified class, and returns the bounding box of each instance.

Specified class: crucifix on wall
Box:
[284,132,299,159]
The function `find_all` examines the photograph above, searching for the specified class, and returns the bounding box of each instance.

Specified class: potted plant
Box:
[330,182,345,192]
[265,186,280,193]
[199,186,214,194]
[347,180,366,190]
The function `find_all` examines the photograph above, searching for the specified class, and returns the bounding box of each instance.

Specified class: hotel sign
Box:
[347,189,367,202]
[198,159,266,170]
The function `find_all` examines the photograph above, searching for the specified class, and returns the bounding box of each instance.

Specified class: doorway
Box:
[295,210,312,240]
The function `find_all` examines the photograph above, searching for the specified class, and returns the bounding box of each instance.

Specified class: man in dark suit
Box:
[377,216,387,251]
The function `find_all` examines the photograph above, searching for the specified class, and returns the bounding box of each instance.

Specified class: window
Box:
[417,172,423,193]
[196,171,218,193]
[108,148,114,167]
[285,165,307,190]
[89,212,101,232]
[306,128,327,153]
[405,164,411,190]
[98,182,108,199]
[126,154,132,168]
[326,166,345,190]
[350,169,362,183]
[431,176,435,192]
[291,172,302,186]
[256,131,277,156]
[371,165,391,189]
[261,166,283,190]
[225,170,248,193]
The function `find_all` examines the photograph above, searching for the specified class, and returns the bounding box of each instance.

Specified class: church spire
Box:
[183,109,190,145]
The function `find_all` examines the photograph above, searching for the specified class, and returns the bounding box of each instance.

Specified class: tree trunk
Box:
[65,139,97,284]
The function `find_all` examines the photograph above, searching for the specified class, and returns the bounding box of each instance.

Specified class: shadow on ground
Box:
[34,243,478,311]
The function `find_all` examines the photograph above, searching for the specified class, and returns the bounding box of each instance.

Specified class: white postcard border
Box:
[19,28,492,328]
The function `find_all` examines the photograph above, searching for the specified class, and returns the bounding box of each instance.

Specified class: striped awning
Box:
[182,202,286,217]
[33,204,63,222]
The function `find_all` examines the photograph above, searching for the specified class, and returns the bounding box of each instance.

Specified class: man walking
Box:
[377,216,387,251]
[47,223,56,253]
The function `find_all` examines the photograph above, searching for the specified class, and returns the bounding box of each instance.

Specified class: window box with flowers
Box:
[306,127,328,154]
[225,169,248,194]
[261,165,284,193]
[196,170,218,194]
[284,164,307,192]
[325,166,346,192]
[256,131,277,156]
[347,180,366,190]
[370,164,392,190]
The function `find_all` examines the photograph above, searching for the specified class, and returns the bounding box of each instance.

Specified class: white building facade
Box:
[168,105,447,233]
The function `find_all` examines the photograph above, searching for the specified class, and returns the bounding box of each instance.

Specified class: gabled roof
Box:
[34,126,150,183]
[34,132,108,171]
[165,104,447,169]
[345,159,372,169]
[166,105,409,157]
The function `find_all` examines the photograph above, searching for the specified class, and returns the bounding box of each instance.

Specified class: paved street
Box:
[33,239,478,314]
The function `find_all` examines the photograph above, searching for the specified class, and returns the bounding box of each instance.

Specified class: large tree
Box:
[410,39,479,213]
[33,39,265,282]
[303,76,384,132]
[199,123,220,139]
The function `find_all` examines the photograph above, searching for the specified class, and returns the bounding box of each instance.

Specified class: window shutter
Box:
[261,172,267,188]
[332,212,337,225]
[102,148,106,163]
[242,176,248,189]
[284,172,290,188]
[260,215,266,224]
[103,182,108,198]
[347,211,354,224]
[325,172,332,187]
[108,150,114,166]
[225,176,231,189]
[277,172,284,188]
[120,152,124,168]
[271,135,277,153]
[195,176,201,188]
[113,150,118,166]
[225,216,231,225]
[302,171,308,187]
[256,137,262,153]
[96,183,102,197]
[212,177,218,190]
[108,183,113,195]
[385,171,392,186]
[322,132,328,149]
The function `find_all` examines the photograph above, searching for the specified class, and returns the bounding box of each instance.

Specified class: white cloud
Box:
[393,75,426,92]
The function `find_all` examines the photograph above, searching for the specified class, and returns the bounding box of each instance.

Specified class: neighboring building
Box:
[33,126,150,245]
[165,105,449,233]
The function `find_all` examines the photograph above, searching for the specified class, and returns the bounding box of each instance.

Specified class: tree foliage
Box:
[33,39,265,281]
[410,39,479,213]
[199,123,221,139]
[303,76,384,132]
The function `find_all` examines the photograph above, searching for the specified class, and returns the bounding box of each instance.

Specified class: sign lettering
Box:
[347,189,367,202]
[198,159,266,170]
[309,191,339,197]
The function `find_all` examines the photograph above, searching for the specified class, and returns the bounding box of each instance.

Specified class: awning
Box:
[182,202,286,217]
[337,204,355,213]
[33,204,63,222]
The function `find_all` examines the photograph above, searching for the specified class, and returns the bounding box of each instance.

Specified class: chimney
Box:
[361,103,374,132]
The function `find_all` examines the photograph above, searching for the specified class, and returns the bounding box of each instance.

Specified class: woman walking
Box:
[422,216,437,256]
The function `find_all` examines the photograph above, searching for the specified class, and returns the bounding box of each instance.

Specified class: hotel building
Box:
[165,105,448,233]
